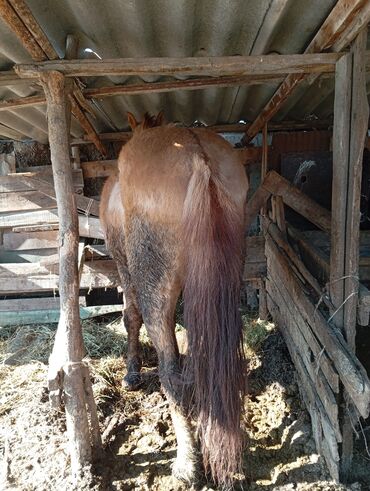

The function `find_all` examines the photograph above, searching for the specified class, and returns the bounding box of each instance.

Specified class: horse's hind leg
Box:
[127,219,197,482]
[110,239,143,390]
[120,274,143,390]
[145,292,197,483]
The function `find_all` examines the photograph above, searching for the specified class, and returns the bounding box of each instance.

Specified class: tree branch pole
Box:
[40,70,100,479]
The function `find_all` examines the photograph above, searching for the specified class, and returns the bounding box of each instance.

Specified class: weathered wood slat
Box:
[0,168,83,192]
[264,218,323,297]
[266,269,339,393]
[10,175,98,216]
[0,259,119,294]
[0,190,56,212]
[81,160,117,179]
[267,276,340,437]
[0,304,123,326]
[0,296,86,311]
[0,210,103,239]
[266,234,370,418]
[267,291,341,473]
[263,171,331,233]
[3,230,58,250]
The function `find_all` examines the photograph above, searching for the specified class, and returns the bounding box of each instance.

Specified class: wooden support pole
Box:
[41,71,100,479]
[331,27,369,481]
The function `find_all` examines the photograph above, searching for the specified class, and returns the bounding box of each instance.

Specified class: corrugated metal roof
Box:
[0,0,367,142]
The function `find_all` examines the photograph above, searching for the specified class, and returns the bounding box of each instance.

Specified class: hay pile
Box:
[0,316,362,490]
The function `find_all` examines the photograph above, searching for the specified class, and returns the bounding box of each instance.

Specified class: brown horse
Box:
[100,111,164,389]
[113,121,249,486]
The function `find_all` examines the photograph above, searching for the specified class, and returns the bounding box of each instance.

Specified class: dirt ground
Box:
[0,316,368,490]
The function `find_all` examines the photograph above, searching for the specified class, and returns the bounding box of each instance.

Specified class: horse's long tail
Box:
[182,152,245,485]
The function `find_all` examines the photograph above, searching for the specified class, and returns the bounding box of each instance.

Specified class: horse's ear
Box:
[155,110,165,126]
[127,112,138,130]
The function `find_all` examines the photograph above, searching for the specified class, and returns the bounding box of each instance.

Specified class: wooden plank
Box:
[0,168,83,192]
[358,283,370,326]
[343,29,369,346]
[332,30,369,479]
[245,236,265,263]
[264,217,324,297]
[267,292,341,474]
[330,53,352,330]
[15,53,343,79]
[243,261,266,281]
[14,175,99,216]
[0,190,55,212]
[245,184,271,234]
[266,234,370,418]
[287,226,330,283]
[267,276,340,437]
[0,210,103,239]
[81,160,117,179]
[3,230,58,250]
[11,223,60,233]
[0,248,57,263]
[0,259,120,294]
[263,171,331,233]
[0,296,86,311]
[0,208,59,227]
[265,242,339,392]
[244,0,370,143]
[266,272,339,394]
[0,304,122,326]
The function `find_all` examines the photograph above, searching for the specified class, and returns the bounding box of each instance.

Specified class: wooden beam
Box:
[0,70,30,86]
[40,71,95,477]
[8,0,58,59]
[15,52,343,78]
[331,29,369,480]
[343,29,369,346]
[243,0,370,143]
[262,171,331,233]
[0,0,105,155]
[70,121,335,145]
[0,0,46,61]
[84,73,289,98]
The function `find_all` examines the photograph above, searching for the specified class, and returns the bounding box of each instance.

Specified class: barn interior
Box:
[0,0,370,489]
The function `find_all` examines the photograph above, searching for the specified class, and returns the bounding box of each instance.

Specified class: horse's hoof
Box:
[172,458,197,484]
[122,372,142,391]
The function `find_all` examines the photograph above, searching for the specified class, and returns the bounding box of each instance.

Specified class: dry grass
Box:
[242,315,275,357]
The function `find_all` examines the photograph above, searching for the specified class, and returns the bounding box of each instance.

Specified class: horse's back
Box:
[118,126,248,225]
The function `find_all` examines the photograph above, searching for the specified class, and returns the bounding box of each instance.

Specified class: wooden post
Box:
[40,71,100,480]
[331,27,369,481]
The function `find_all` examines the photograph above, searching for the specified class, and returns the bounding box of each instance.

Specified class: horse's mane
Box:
[142,112,159,129]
